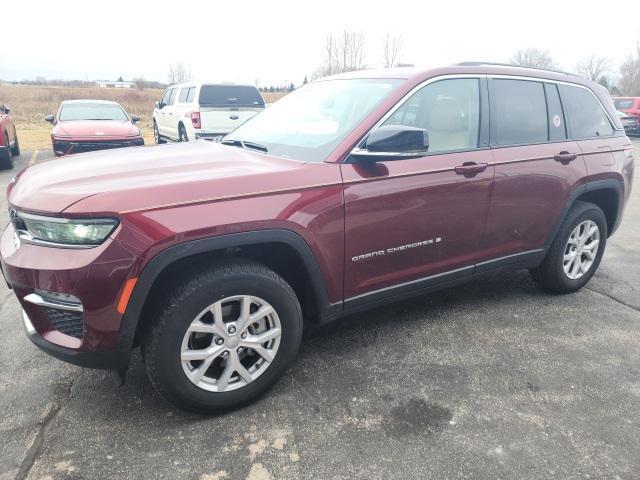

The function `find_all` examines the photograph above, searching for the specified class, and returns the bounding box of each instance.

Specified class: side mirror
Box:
[2,105,10,114]
[351,125,429,162]
[131,115,140,124]
[44,114,56,124]
[155,101,164,110]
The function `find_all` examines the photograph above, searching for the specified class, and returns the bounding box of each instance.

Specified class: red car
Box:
[45,99,144,156]
[1,64,634,412]
[0,103,20,169]
[613,97,640,118]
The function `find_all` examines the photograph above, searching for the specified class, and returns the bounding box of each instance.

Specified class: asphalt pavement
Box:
[0,146,638,480]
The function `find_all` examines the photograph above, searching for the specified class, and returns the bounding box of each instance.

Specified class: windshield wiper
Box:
[221,139,268,153]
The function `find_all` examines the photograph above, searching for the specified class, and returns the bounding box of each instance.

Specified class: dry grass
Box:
[0,84,286,150]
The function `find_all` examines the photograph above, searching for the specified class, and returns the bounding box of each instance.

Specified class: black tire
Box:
[529,201,607,293]
[0,133,13,169]
[178,124,188,142]
[153,120,166,144]
[10,132,20,156]
[143,259,303,413]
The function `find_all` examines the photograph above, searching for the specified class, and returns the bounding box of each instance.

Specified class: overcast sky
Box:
[2,0,639,85]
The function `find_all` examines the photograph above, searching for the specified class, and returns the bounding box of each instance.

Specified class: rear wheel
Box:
[143,259,303,413]
[178,124,188,142]
[0,133,14,169]
[153,120,166,144]
[529,201,606,293]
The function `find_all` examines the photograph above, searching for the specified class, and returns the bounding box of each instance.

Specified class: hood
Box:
[53,120,139,138]
[9,141,307,214]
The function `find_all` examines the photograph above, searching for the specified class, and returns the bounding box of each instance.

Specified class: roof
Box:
[61,99,120,105]
[322,63,589,86]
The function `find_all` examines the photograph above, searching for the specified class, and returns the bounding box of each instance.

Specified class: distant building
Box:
[96,80,135,89]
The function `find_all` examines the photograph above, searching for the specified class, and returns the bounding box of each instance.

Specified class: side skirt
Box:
[323,249,546,323]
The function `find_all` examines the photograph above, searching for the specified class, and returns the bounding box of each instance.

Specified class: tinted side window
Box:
[167,88,177,106]
[560,85,613,138]
[161,89,172,105]
[186,87,195,102]
[491,79,548,146]
[384,78,480,153]
[178,87,190,103]
[545,83,567,141]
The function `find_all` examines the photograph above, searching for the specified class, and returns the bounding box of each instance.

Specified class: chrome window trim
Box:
[349,72,622,160]
[351,74,487,154]
[487,74,620,131]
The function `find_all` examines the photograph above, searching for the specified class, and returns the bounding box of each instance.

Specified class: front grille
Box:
[44,307,83,338]
[70,141,135,154]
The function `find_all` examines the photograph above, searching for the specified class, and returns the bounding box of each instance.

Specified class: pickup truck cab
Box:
[1,64,634,413]
[152,83,265,143]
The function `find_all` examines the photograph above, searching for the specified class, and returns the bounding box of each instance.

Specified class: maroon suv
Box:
[0,64,634,412]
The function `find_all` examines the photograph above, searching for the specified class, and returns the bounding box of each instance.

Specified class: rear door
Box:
[342,76,494,302]
[481,78,586,265]
[198,85,265,136]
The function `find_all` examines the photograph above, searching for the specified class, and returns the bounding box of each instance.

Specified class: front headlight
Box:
[16,212,118,247]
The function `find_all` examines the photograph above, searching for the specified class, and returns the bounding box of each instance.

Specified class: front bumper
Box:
[0,221,138,368]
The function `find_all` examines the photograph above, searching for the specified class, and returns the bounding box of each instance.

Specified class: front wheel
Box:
[153,120,166,144]
[143,260,303,413]
[10,133,20,156]
[0,133,13,169]
[529,201,607,293]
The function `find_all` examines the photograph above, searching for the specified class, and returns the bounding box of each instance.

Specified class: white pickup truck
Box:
[152,83,265,143]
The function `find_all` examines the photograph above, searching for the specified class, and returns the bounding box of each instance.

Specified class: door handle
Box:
[554,151,577,164]
[454,162,488,177]
[230,115,239,120]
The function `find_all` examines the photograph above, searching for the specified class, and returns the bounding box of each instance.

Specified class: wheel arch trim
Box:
[117,229,333,355]
[544,178,623,250]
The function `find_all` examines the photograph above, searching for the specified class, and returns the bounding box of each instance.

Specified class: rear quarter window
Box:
[198,85,265,108]
[560,85,614,139]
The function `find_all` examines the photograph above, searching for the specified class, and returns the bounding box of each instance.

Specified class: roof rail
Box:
[455,61,575,76]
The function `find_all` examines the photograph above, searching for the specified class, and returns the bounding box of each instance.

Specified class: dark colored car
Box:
[45,100,144,156]
[1,64,634,412]
[617,110,640,136]
[613,97,640,118]
[0,103,19,169]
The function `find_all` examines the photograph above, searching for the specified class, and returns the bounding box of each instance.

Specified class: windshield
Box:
[614,99,635,110]
[223,78,402,162]
[59,103,128,121]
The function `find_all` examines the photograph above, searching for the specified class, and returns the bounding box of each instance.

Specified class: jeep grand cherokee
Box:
[1,64,634,412]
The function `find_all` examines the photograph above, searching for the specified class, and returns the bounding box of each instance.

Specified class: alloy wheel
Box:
[563,220,600,280]
[180,295,282,392]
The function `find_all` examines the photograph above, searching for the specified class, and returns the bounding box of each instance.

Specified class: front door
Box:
[341,77,494,302]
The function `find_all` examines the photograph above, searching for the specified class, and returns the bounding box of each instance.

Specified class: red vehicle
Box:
[0,103,20,169]
[1,64,634,412]
[613,97,640,118]
[45,99,144,156]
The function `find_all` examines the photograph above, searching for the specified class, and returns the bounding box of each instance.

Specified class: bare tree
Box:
[575,55,611,81]
[510,48,555,69]
[312,29,367,79]
[168,62,192,84]
[618,43,640,96]
[383,33,403,68]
